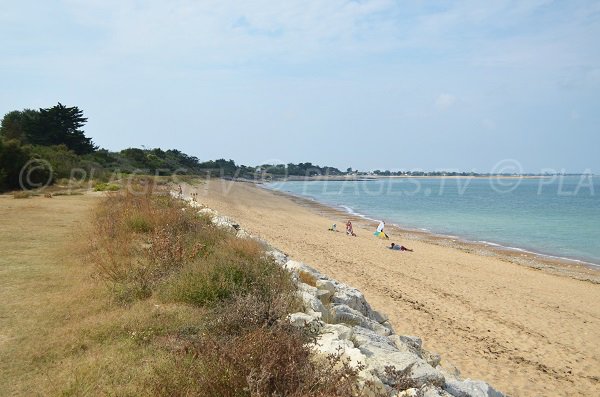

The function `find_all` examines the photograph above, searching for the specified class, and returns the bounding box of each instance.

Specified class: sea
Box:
[266,176,600,267]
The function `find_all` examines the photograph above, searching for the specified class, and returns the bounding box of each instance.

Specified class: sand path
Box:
[192,180,600,396]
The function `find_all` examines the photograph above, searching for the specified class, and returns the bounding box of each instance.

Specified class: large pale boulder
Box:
[359,343,445,389]
[444,379,505,397]
[197,207,217,217]
[331,305,392,336]
[315,279,336,294]
[288,312,324,335]
[332,284,373,317]
[352,326,397,351]
[314,329,366,369]
[299,291,329,319]
[266,249,288,266]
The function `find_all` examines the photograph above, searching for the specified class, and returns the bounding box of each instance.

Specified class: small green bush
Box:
[126,214,152,233]
[94,182,120,192]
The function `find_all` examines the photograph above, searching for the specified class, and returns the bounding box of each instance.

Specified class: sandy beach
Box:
[191,179,600,397]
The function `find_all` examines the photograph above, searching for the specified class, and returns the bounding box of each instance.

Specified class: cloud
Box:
[435,93,457,110]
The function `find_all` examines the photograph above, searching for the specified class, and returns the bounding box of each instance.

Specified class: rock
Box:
[423,351,441,368]
[315,279,336,294]
[298,282,319,297]
[321,323,354,341]
[300,291,329,319]
[389,335,422,357]
[289,312,315,327]
[352,326,397,351]
[197,207,217,217]
[332,285,373,318]
[420,385,454,397]
[212,215,238,229]
[267,249,288,266]
[444,379,505,397]
[359,343,445,388]
[236,229,251,239]
[437,364,461,381]
[396,388,419,397]
[313,330,366,369]
[331,305,393,336]
[399,335,423,350]
[284,260,321,277]
[316,288,333,303]
[371,309,389,324]
[289,312,324,334]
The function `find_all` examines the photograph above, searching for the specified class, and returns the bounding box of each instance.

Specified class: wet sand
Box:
[192,180,600,396]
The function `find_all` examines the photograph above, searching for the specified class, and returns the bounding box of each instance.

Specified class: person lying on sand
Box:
[346,220,357,236]
[389,242,413,252]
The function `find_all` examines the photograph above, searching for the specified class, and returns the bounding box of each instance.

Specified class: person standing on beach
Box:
[375,220,389,239]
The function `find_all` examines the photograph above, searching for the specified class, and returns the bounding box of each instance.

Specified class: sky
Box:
[1,0,599,173]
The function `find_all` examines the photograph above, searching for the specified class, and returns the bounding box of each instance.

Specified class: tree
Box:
[27,103,96,154]
[0,139,31,190]
[0,109,39,142]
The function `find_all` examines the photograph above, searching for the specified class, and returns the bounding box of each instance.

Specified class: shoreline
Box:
[259,184,600,283]
[267,175,553,182]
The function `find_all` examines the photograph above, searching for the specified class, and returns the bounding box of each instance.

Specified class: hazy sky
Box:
[1,1,599,173]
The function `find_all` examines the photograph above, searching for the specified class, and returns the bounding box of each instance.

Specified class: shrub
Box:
[94,182,120,192]
[126,213,152,233]
[13,191,32,199]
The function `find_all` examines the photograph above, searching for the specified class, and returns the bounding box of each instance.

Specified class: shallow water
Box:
[267,176,600,265]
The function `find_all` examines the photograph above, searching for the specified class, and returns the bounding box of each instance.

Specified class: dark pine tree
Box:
[27,103,96,154]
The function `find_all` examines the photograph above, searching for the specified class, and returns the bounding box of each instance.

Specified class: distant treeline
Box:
[0,104,344,191]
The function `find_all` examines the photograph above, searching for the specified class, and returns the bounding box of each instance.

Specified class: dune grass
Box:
[0,188,366,396]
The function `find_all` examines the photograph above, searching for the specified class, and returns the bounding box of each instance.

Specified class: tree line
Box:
[0,104,345,191]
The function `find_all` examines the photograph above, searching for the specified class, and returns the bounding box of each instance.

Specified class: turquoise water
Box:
[266,177,600,266]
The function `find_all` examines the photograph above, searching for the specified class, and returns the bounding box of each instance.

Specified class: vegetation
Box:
[86,189,368,395]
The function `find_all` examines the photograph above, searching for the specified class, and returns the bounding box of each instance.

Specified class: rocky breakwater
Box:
[186,195,504,397]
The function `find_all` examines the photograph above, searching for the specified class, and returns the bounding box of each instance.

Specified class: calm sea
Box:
[266,176,600,266]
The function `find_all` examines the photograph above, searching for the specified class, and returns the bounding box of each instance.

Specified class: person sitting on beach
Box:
[346,220,357,236]
[389,242,413,252]
[328,223,337,232]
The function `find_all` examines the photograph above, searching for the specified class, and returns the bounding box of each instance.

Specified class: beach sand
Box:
[191,180,600,396]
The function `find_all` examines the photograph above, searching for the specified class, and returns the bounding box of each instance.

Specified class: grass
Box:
[1,187,371,396]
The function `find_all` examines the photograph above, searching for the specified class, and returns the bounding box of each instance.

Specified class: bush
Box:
[126,214,152,233]
[94,182,120,192]
[13,191,32,199]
